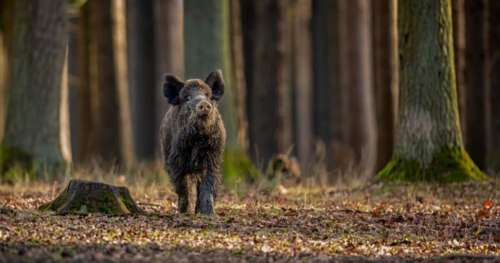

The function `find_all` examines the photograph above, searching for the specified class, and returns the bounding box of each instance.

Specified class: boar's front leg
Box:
[195,171,217,215]
[175,174,197,214]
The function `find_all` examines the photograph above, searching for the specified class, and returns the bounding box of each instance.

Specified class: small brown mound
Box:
[40,179,142,215]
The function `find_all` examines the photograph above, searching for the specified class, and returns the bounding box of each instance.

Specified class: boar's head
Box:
[163,70,224,127]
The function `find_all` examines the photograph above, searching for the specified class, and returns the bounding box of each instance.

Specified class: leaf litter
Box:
[0,180,498,262]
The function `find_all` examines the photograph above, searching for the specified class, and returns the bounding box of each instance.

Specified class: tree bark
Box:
[372,0,397,171]
[243,0,292,163]
[184,0,237,145]
[463,0,490,169]
[185,0,257,183]
[0,0,9,142]
[2,0,69,173]
[111,0,135,167]
[60,46,72,163]
[78,0,135,166]
[0,34,6,142]
[229,0,249,153]
[311,0,346,174]
[154,0,184,154]
[76,3,92,162]
[338,0,377,176]
[378,0,486,182]
[126,0,157,160]
[290,0,313,168]
[487,0,500,173]
[452,0,467,136]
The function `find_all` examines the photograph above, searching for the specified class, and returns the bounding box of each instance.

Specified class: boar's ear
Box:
[163,74,184,105]
[205,70,224,101]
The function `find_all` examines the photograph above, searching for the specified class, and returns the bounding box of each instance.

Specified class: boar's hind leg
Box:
[175,175,196,214]
[195,173,217,215]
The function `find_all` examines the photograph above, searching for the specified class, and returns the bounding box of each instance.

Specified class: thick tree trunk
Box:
[76,3,92,162]
[154,0,184,154]
[1,0,69,173]
[290,0,313,168]
[452,0,467,136]
[378,0,486,182]
[185,0,256,183]
[463,0,490,170]
[0,0,9,141]
[127,0,157,160]
[229,0,249,153]
[111,0,135,167]
[184,0,236,144]
[488,0,500,173]
[372,0,397,171]
[0,34,6,142]
[311,0,346,174]
[338,0,377,176]
[243,0,292,163]
[60,47,72,163]
[78,0,134,166]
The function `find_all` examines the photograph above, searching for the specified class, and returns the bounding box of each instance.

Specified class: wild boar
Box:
[159,70,226,215]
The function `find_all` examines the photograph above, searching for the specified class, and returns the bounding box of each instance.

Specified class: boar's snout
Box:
[196,100,212,116]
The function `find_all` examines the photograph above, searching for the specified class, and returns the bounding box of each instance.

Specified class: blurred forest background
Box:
[0,0,499,185]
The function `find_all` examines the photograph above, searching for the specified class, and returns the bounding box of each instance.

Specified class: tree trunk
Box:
[185,0,257,183]
[378,0,486,182]
[487,0,500,173]
[1,0,69,173]
[338,0,377,176]
[154,0,184,155]
[0,34,6,142]
[229,0,249,153]
[60,46,73,164]
[111,0,135,167]
[372,0,397,171]
[311,0,346,174]
[127,0,157,160]
[463,0,490,170]
[78,0,134,166]
[290,0,313,168]
[452,0,467,136]
[185,0,236,145]
[0,1,12,143]
[243,0,292,164]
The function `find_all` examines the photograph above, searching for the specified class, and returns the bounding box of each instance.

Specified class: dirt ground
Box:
[0,179,498,262]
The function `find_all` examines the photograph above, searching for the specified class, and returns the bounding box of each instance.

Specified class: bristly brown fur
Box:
[160,70,226,215]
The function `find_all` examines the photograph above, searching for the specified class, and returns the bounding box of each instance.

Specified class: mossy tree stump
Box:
[40,180,142,215]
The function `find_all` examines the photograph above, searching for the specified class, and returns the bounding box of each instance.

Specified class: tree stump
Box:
[40,179,142,215]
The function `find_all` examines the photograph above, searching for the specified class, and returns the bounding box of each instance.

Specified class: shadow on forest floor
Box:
[0,243,498,263]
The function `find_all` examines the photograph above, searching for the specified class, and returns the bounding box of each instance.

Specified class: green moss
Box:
[378,146,488,183]
[0,144,36,182]
[41,180,142,215]
[223,149,261,188]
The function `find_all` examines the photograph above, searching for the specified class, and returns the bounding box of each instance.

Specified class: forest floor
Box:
[0,175,498,262]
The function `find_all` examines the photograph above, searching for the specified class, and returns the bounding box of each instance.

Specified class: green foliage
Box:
[378,146,489,183]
